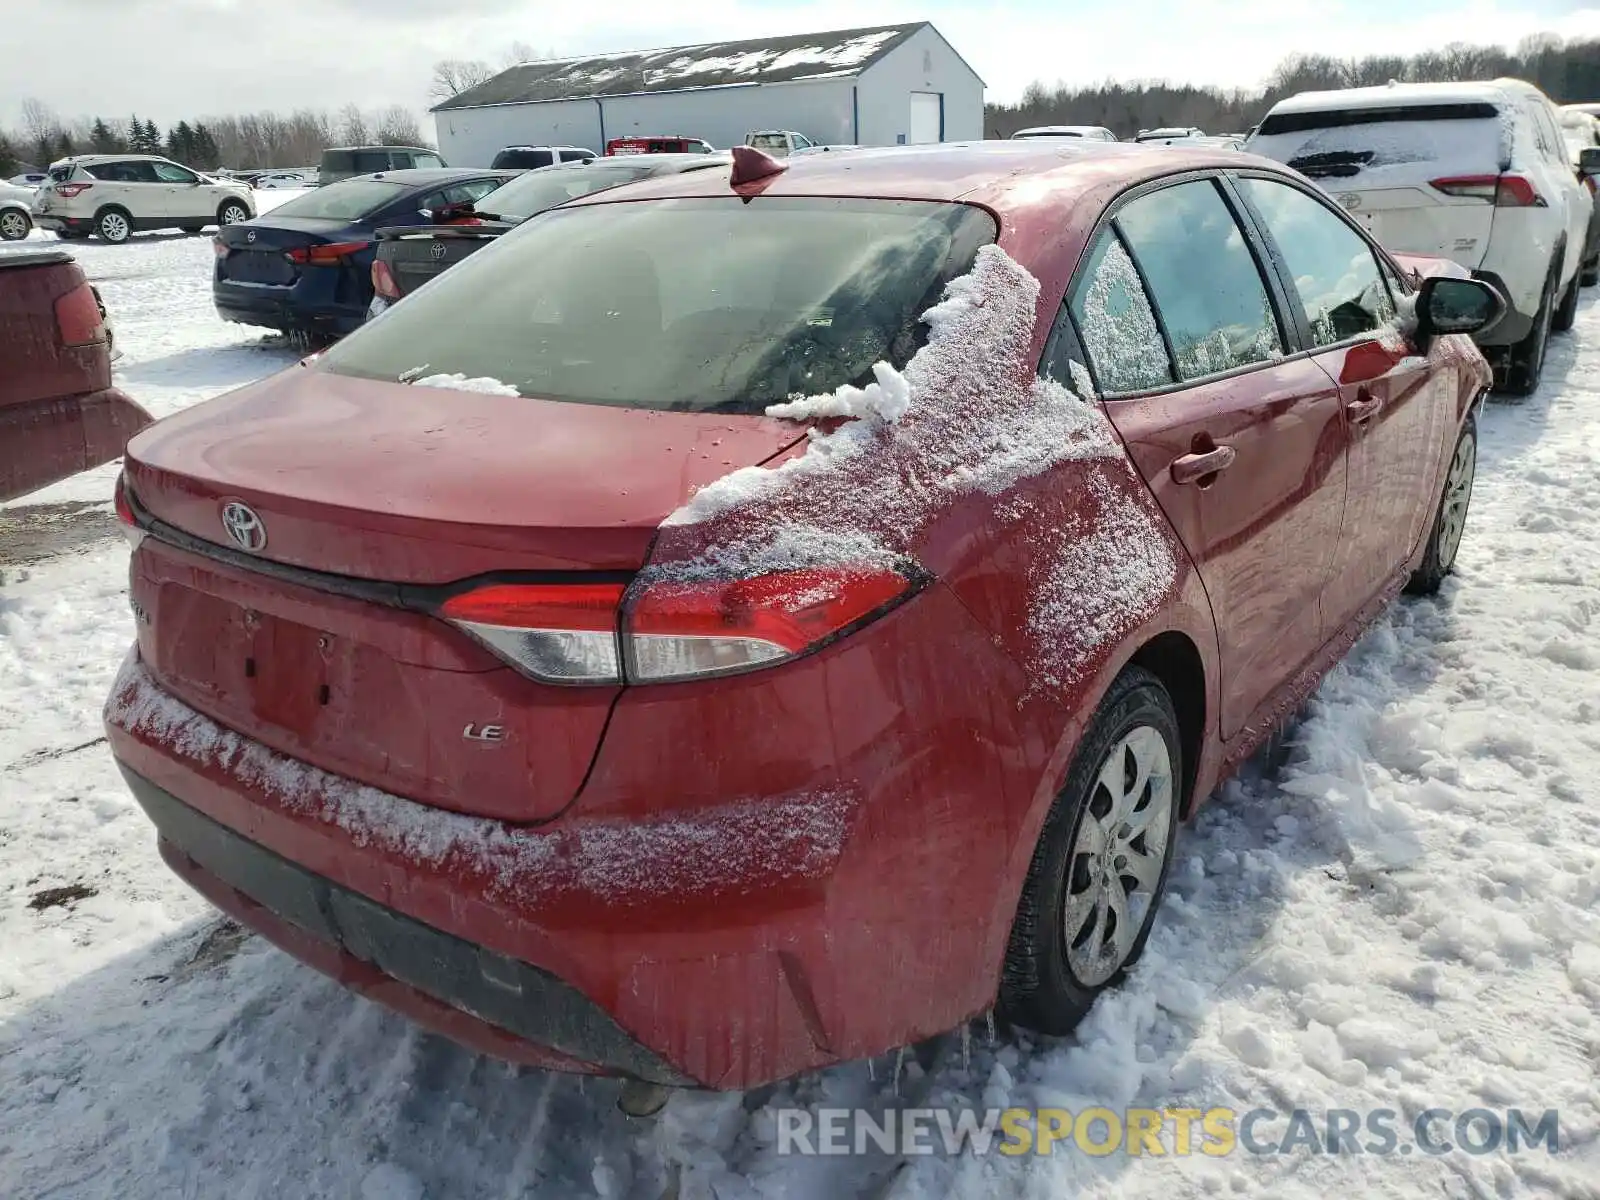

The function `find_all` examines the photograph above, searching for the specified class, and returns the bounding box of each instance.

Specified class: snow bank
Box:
[105,655,854,905]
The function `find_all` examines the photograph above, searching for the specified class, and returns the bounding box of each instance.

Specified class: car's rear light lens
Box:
[114,472,147,551]
[1431,174,1544,206]
[212,237,228,258]
[371,258,400,299]
[55,182,92,198]
[435,565,919,685]
[285,240,371,265]
[439,582,626,683]
[625,565,915,683]
[53,282,105,347]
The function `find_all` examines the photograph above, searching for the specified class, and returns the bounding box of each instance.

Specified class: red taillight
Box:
[435,566,917,684]
[371,258,400,299]
[1585,175,1597,196]
[627,566,912,682]
[213,237,228,258]
[439,582,626,683]
[55,182,92,198]
[1431,174,1544,207]
[53,282,105,347]
[285,240,371,265]
[114,472,147,551]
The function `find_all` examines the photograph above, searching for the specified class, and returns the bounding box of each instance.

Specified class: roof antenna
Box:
[730,144,787,187]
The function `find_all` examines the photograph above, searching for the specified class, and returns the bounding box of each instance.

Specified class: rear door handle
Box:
[1346,391,1383,424]
[1170,444,1237,485]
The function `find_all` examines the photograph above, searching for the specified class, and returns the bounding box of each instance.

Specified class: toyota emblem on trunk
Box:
[246,230,257,243]
[1338,193,1362,211]
[429,242,447,260]
[221,501,267,552]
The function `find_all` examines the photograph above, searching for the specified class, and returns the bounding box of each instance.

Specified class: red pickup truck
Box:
[1,250,151,502]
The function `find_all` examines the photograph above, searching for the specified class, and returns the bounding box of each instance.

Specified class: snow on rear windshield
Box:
[314,197,997,414]
[1250,104,1507,178]
[266,179,406,221]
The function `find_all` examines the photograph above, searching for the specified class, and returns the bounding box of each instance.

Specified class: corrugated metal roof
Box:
[432,23,926,112]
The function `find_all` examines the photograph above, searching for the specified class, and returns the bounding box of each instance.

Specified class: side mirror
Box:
[1414,275,1506,348]
[1580,147,1600,176]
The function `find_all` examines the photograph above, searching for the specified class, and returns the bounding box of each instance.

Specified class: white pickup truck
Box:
[744,131,816,157]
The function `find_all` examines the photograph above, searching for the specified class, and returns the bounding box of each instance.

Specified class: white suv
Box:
[1247,79,1593,394]
[30,154,255,244]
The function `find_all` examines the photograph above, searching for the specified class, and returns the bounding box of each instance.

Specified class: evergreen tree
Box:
[143,119,161,153]
[56,131,74,158]
[127,115,144,152]
[34,135,52,166]
[90,117,119,153]
[0,133,18,177]
[192,124,220,170]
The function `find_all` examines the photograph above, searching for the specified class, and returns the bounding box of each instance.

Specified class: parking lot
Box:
[1,202,1598,1197]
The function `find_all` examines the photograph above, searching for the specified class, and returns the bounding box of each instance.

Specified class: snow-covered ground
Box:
[1,217,1598,1200]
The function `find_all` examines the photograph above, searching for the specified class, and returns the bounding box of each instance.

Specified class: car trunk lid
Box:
[215,217,362,287]
[374,224,510,298]
[123,368,806,822]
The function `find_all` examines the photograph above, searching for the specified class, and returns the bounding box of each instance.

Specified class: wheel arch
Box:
[1127,630,1207,818]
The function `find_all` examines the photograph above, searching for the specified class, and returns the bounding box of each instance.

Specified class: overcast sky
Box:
[8,0,1600,129]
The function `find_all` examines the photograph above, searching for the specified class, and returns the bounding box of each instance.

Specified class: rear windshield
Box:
[476,165,657,222]
[1251,102,1506,178]
[492,148,553,170]
[321,151,355,173]
[748,133,789,151]
[268,179,406,221]
[316,197,997,413]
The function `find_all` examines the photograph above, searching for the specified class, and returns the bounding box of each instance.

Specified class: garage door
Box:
[909,92,943,144]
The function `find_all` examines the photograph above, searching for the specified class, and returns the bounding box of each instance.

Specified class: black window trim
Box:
[1225,168,1412,356]
[1108,222,1181,384]
[1051,167,1303,400]
[1046,165,1419,401]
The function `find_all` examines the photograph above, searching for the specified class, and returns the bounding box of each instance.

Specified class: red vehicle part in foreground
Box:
[106,143,1495,1090]
[0,250,151,502]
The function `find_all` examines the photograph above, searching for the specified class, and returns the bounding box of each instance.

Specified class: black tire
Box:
[0,207,30,241]
[217,201,250,228]
[55,229,90,241]
[94,207,132,244]
[1000,667,1182,1035]
[180,225,204,234]
[1501,263,1557,396]
[1406,415,1477,596]
[1553,267,1580,333]
[1582,256,1599,288]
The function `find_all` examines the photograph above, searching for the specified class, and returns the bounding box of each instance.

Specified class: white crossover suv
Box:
[1248,79,1594,395]
[30,154,255,244]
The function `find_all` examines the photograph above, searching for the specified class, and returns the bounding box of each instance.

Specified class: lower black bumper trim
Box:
[118,763,691,1085]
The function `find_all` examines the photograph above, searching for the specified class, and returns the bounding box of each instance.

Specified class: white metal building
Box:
[431,23,984,167]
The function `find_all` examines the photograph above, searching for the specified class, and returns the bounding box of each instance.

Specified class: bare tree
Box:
[374,105,423,146]
[337,103,369,146]
[430,59,496,101]
[19,98,62,146]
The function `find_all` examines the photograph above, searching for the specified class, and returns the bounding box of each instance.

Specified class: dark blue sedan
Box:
[213,169,514,338]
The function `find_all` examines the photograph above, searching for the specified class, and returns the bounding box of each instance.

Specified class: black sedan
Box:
[367,154,730,317]
[214,168,516,338]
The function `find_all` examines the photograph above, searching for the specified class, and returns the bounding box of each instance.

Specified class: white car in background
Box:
[1011,125,1118,141]
[1248,79,1594,395]
[8,172,47,189]
[31,153,256,243]
[0,181,35,240]
[253,171,313,189]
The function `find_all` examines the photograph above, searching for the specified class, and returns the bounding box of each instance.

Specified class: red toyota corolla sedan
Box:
[104,142,1499,1094]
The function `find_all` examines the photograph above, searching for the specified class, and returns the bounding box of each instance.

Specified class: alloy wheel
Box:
[1062,724,1174,987]
[1437,430,1476,571]
[221,205,248,225]
[99,212,129,242]
[0,210,27,240]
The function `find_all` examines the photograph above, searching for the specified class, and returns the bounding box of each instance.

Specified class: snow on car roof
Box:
[1267,79,1538,115]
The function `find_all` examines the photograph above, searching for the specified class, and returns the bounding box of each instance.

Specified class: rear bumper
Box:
[33,214,94,235]
[0,386,153,503]
[123,763,693,1084]
[213,281,366,337]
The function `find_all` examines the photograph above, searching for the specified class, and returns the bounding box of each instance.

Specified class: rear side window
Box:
[1238,178,1394,347]
[353,150,391,174]
[1250,102,1505,180]
[1115,180,1283,380]
[268,179,406,221]
[558,149,593,163]
[321,151,355,175]
[315,197,997,413]
[414,152,445,169]
[1069,233,1172,393]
